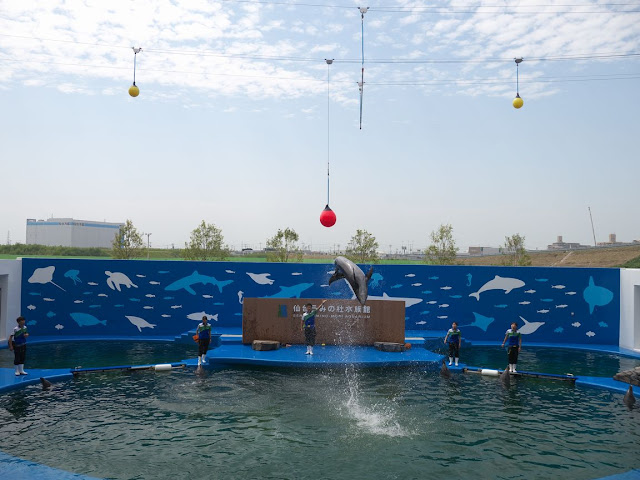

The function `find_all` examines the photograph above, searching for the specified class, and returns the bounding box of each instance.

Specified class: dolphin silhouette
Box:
[469,275,525,301]
[329,256,373,305]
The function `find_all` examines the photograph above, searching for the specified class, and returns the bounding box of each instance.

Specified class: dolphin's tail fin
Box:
[469,292,480,301]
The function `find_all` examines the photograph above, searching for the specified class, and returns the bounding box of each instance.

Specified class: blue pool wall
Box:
[15,258,621,346]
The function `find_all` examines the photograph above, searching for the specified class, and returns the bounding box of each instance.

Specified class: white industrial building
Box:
[26,218,124,248]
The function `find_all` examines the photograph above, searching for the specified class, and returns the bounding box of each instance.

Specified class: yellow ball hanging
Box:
[513,94,523,109]
[129,85,140,97]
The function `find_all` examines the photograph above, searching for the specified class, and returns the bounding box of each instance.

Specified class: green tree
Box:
[265,228,303,262]
[111,219,144,259]
[424,224,458,265]
[345,229,379,264]
[182,220,230,261]
[501,233,532,266]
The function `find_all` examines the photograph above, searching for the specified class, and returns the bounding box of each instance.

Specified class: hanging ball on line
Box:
[129,84,140,97]
[320,205,337,228]
[513,94,523,109]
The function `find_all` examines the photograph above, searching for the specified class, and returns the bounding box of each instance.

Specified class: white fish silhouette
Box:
[437,315,448,319]
[143,306,154,310]
[438,304,449,308]
[411,283,422,287]
[55,324,64,330]
[187,312,219,322]
[551,285,565,289]
[149,281,161,285]
[202,295,214,299]
[74,300,84,304]
[565,292,577,295]
[555,304,568,309]
[571,322,581,327]
[440,286,452,290]
[405,274,416,278]
[586,331,596,337]
[88,282,99,286]
[98,293,108,298]
[524,289,536,294]
[537,309,549,314]
[161,314,171,318]
[415,320,427,325]
[27,305,36,310]
[225,270,235,274]
[145,294,155,298]
[427,301,437,305]
[170,305,182,309]
[518,301,531,305]
[43,298,54,302]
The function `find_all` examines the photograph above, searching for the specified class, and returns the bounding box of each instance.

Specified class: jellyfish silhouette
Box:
[64,269,82,285]
[28,266,65,292]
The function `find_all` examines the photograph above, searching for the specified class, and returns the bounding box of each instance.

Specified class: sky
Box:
[1,0,639,254]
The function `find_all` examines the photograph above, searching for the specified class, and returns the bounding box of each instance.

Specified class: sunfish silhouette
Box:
[165,271,233,295]
[265,283,314,299]
[583,276,614,314]
[469,275,525,301]
[329,256,373,305]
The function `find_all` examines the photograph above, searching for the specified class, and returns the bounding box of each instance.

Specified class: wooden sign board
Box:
[242,298,405,345]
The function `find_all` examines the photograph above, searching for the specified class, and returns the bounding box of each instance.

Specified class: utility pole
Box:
[588,207,597,246]
[144,232,152,259]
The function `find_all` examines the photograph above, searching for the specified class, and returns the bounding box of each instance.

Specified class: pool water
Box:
[1,361,639,479]
[0,341,196,370]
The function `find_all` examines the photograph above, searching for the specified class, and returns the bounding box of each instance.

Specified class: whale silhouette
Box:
[583,276,614,314]
[469,275,525,301]
[70,312,106,327]
[165,271,233,295]
[329,256,373,305]
[265,283,314,299]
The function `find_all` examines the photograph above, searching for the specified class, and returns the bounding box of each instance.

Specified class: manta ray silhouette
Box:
[328,256,373,305]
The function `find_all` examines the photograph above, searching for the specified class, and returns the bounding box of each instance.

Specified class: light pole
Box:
[145,232,152,259]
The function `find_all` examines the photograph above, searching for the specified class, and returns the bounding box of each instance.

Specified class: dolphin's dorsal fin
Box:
[519,316,530,325]
[366,267,374,283]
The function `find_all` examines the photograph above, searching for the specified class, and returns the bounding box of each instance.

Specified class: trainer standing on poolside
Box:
[196,315,212,367]
[301,300,327,355]
[501,322,522,373]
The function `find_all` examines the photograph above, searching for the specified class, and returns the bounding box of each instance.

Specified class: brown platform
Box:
[242,298,405,345]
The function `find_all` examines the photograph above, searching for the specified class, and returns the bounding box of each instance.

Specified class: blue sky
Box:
[1,0,639,253]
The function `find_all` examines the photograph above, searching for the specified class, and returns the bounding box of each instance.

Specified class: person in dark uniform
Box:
[443,322,461,366]
[9,316,29,376]
[301,300,327,355]
[501,322,522,373]
[196,315,212,366]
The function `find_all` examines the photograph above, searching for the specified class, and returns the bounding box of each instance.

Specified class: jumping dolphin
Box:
[623,385,636,408]
[329,256,373,305]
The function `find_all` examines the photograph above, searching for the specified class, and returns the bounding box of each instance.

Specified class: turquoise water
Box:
[0,344,639,480]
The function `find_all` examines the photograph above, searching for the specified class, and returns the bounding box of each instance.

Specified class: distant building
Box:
[468,247,501,256]
[597,233,624,247]
[547,236,590,250]
[26,218,124,248]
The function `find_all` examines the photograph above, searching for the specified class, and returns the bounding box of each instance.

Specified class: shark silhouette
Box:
[165,271,233,295]
[264,283,314,298]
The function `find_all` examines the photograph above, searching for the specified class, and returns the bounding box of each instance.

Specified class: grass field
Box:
[1,246,639,267]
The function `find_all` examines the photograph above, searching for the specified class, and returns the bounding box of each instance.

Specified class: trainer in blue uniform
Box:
[501,322,522,373]
[9,316,29,376]
[443,322,462,366]
[196,315,212,366]
[301,300,327,355]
